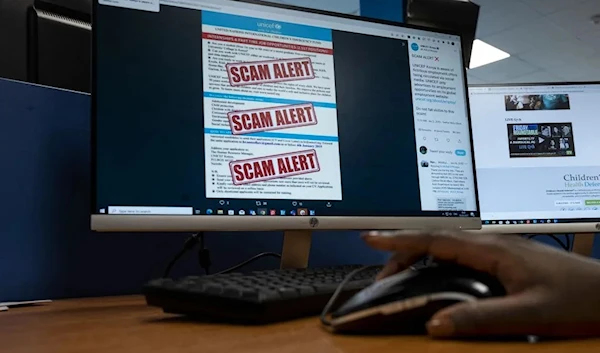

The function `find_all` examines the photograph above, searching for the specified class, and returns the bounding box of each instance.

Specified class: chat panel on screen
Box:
[507,123,576,158]
[201,11,342,201]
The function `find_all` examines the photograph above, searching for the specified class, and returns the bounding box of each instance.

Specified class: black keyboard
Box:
[144,265,382,324]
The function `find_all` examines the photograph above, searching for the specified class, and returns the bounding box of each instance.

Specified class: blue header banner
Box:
[204,128,339,142]
[202,11,333,42]
[204,92,336,109]
[360,0,405,22]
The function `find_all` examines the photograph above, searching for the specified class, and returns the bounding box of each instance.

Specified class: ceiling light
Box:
[469,39,510,69]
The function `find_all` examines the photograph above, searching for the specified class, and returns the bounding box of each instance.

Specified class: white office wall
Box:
[262,0,361,15]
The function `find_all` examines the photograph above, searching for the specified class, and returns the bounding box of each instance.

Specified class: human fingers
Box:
[362,230,510,280]
[376,252,425,280]
[426,292,546,338]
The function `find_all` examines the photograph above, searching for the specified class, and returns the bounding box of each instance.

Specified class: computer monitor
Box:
[91,0,480,233]
[469,82,600,233]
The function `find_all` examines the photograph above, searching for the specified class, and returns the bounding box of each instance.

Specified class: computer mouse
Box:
[329,263,506,334]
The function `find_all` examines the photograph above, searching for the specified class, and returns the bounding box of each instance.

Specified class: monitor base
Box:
[572,233,596,257]
[280,231,312,269]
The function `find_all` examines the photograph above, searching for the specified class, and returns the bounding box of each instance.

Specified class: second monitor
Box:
[469,82,600,233]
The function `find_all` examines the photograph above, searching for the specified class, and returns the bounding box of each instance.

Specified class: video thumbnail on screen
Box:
[504,94,570,111]
[507,123,575,158]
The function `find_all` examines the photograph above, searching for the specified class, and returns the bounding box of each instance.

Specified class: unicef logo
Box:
[411,43,419,51]
[257,22,282,30]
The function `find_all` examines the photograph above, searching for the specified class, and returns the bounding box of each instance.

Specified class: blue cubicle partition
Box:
[360,0,404,22]
[0,79,385,301]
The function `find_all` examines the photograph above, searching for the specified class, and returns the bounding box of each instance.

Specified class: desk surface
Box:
[1,296,599,353]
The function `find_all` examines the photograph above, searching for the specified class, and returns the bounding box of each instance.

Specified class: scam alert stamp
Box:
[226,57,315,87]
[228,103,318,135]
[229,150,320,185]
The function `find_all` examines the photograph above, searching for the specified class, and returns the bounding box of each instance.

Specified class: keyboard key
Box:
[312,283,339,293]
[223,286,242,297]
[258,290,280,301]
[296,286,316,295]
[277,287,298,298]
[239,289,259,300]
[203,284,223,295]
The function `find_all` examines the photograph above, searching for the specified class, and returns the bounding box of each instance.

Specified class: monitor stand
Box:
[280,231,312,269]
[572,233,597,257]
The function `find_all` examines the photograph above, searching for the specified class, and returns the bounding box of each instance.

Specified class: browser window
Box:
[93,0,478,218]
[470,83,600,224]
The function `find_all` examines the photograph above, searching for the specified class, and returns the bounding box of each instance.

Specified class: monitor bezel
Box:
[90,0,481,232]
[469,81,600,90]
[468,81,600,234]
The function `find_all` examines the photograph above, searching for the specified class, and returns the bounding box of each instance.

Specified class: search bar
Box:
[108,206,193,215]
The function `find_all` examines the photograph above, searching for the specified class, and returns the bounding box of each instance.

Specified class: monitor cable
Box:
[526,234,570,252]
[320,265,381,327]
[198,233,212,275]
[215,252,282,275]
[163,232,281,277]
[163,232,204,278]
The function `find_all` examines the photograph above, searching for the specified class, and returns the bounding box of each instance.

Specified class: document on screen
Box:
[201,11,342,201]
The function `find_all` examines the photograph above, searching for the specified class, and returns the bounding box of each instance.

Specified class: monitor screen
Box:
[469,83,600,232]
[92,0,479,231]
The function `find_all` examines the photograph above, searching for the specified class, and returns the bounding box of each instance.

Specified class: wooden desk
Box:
[1,296,600,353]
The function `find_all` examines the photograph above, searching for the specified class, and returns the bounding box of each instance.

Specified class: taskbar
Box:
[484,218,600,225]
[97,205,478,218]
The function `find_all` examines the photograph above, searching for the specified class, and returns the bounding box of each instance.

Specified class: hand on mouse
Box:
[362,230,600,339]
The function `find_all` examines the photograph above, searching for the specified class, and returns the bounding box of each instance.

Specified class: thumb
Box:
[426,293,544,338]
